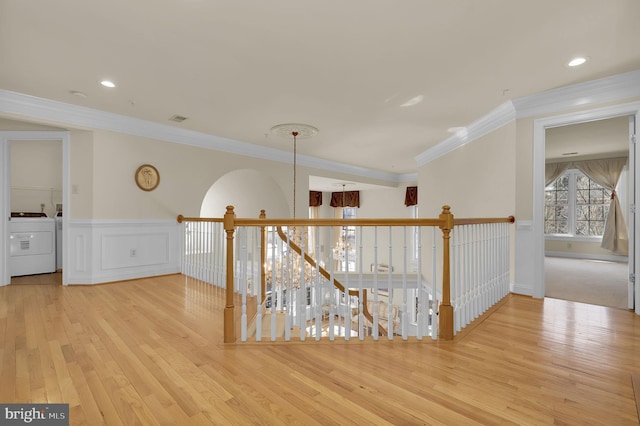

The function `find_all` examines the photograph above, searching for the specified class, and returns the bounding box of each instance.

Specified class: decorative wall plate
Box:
[135,164,160,191]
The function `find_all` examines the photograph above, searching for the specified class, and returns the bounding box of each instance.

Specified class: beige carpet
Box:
[545,256,629,310]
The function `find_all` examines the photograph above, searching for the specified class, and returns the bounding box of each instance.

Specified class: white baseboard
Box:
[545,251,628,263]
[511,282,533,297]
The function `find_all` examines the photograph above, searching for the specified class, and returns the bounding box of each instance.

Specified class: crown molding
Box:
[415,69,640,167]
[513,69,640,119]
[0,89,409,184]
[415,101,516,166]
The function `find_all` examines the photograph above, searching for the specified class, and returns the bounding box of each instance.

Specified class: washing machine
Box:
[9,217,56,276]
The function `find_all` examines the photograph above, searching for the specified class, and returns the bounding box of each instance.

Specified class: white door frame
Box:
[632,113,639,314]
[532,101,640,312]
[0,131,70,286]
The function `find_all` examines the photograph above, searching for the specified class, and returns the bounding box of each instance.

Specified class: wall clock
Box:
[135,164,160,191]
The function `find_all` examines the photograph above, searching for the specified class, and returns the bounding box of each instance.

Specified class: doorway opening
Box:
[543,117,630,309]
[1,130,70,286]
[532,102,639,314]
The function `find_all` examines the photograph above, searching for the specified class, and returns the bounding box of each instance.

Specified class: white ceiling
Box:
[1,1,639,181]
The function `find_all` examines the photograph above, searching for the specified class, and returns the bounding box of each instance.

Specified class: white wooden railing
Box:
[451,220,512,333]
[177,206,514,342]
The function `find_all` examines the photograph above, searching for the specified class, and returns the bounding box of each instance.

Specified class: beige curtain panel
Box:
[573,157,629,255]
[545,162,571,187]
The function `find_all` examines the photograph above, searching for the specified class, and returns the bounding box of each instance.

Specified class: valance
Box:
[330,190,360,208]
[309,191,323,207]
[404,186,418,206]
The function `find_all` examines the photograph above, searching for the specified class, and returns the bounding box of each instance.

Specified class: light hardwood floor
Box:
[1,274,639,425]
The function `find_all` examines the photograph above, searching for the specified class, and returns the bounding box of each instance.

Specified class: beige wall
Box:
[70,129,93,218]
[419,122,517,219]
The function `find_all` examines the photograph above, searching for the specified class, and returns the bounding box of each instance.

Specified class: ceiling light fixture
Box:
[70,90,87,98]
[100,80,116,88]
[568,57,588,67]
[270,123,319,218]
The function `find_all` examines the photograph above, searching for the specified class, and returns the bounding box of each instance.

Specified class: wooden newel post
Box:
[223,205,236,343]
[259,210,267,303]
[439,205,454,340]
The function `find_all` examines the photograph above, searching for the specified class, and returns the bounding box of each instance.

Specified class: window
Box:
[410,205,419,261]
[334,207,357,271]
[545,169,611,238]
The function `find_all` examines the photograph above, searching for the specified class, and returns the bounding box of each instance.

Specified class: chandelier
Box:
[266,123,319,293]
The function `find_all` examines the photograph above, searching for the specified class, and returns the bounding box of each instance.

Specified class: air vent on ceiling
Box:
[169,115,188,123]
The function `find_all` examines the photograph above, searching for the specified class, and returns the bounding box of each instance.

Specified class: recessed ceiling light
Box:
[568,57,588,67]
[100,80,116,88]
[69,90,87,98]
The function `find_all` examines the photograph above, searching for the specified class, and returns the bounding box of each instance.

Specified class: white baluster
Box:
[401,226,408,340]
[299,230,306,342]
[387,226,393,340]
[416,225,423,340]
[373,227,379,341]
[270,227,277,342]
[358,226,364,340]
[239,228,247,342]
[431,229,437,340]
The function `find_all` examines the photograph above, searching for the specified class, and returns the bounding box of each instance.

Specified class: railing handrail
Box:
[178,215,514,227]
[454,216,515,226]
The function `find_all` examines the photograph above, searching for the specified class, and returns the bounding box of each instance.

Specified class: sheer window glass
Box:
[308,206,318,255]
[545,169,612,238]
[410,205,419,261]
[341,207,357,272]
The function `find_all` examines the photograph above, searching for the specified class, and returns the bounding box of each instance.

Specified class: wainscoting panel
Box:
[66,219,180,285]
[513,220,535,296]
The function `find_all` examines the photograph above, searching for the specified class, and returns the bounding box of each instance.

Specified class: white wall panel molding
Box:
[513,220,534,296]
[0,90,410,184]
[66,219,180,285]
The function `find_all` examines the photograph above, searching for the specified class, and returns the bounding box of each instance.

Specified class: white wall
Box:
[200,169,290,219]
[10,139,62,218]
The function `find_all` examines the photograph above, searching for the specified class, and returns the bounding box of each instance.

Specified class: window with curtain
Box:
[545,169,612,237]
